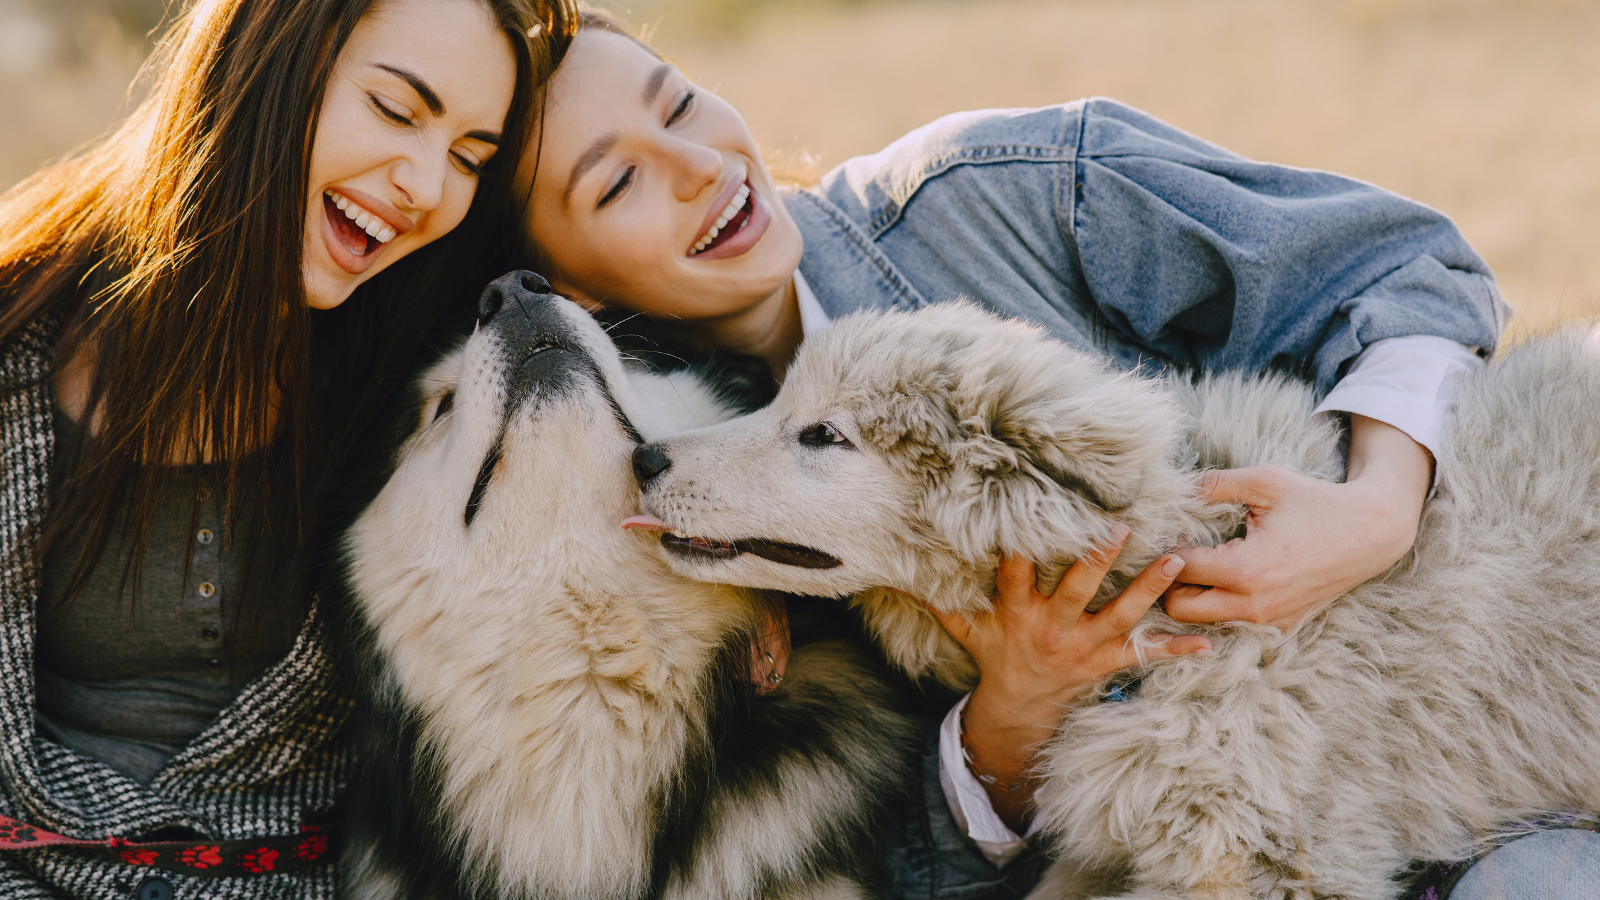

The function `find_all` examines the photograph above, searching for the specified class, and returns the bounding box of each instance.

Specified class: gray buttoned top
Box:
[33,407,301,784]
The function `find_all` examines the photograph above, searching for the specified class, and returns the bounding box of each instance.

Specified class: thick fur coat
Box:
[332,273,920,900]
[634,302,1600,900]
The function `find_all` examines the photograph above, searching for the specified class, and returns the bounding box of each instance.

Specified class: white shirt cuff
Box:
[936,694,1035,867]
[1314,335,1483,485]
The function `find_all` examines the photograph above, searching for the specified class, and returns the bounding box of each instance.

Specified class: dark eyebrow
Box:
[563,132,618,207]
[374,63,443,116]
[466,130,500,147]
[642,63,671,106]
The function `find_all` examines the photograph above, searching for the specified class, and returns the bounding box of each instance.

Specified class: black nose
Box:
[632,444,672,485]
[520,271,552,294]
[478,285,505,325]
[479,271,556,326]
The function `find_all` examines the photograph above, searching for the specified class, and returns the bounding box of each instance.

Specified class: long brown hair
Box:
[0,0,578,608]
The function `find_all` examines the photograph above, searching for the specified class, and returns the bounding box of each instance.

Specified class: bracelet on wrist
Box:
[958,704,1030,793]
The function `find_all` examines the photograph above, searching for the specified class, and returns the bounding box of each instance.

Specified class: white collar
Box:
[793,269,830,338]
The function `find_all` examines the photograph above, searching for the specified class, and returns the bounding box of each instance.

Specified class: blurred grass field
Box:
[4,0,1597,336]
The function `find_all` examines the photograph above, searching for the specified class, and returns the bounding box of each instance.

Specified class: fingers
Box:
[1195,465,1285,508]
[1048,524,1132,615]
[1169,539,1253,592]
[1121,632,1214,667]
[1090,553,1185,637]
[922,600,975,648]
[995,553,1037,605]
[1164,584,1256,625]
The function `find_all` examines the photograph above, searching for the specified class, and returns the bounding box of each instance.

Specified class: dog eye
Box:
[433,391,455,423]
[798,422,853,449]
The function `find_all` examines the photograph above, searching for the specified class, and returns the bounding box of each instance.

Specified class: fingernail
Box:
[1161,556,1185,577]
[1113,523,1132,541]
[1194,647,1215,657]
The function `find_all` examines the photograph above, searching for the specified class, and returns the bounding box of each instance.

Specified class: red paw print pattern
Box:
[118,849,160,866]
[0,822,38,845]
[239,847,278,873]
[176,845,223,869]
[295,832,328,861]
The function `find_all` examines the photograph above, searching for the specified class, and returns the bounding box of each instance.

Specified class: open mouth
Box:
[324,192,387,258]
[621,515,841,569]
[689,181,754,256]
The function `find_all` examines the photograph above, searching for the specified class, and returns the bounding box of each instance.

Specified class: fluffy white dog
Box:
[632,302,1600,900]
[333,273,920,900]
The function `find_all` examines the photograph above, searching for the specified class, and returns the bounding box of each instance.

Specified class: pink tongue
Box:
[620,514,671,531]
[326,195,372,256]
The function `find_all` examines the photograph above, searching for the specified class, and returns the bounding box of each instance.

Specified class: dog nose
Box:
[520,271,552,294]
[478,271,556,326]
[478,284,505,325]
[632,444,672,485]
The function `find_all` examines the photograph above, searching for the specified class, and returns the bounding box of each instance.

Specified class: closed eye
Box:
[370,93,413,127]
[432,391,455,423]
[598,166,634,209]
[798,422,854,449]
[665,90,695,127]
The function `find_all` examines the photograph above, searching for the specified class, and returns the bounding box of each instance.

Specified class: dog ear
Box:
[923,338,1173,563]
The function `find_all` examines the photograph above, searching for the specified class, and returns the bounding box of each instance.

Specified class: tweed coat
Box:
[0,318,352,899]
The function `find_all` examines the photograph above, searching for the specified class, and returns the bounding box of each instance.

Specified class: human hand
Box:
[927,528,1211,829]
[1168,415,1432,631]
[749,597,790,695]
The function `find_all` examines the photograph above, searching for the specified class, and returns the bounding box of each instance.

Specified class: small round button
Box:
[200,625,219,641]
[206,658,221,667]
[197,528,213,545]
[132,876,174,900]
[197,582,216,598]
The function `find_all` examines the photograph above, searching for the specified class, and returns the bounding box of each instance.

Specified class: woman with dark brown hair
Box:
[0,0,573,896]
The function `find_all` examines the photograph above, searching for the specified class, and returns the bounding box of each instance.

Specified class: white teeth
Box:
[326,190,398,243]
[689,183,752,255]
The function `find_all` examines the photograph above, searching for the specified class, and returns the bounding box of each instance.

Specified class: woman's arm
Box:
[1167,414,1432,629]
[926,537,1210,832]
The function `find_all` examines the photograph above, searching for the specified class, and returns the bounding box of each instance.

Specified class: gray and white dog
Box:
[632,302,1600,900]
[333,272,919,900]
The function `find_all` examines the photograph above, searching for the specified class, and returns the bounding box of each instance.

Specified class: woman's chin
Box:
[301,262,360,310]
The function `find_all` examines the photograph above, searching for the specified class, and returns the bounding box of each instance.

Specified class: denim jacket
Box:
[785,98,1506,899]
[788,97,1506,396]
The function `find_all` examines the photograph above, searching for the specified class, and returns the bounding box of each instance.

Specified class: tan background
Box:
[4,0,1596,336]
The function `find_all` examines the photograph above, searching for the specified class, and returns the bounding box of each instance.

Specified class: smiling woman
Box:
[518,11,1519,899]
[0,0,576,896]
[301,0,518,309]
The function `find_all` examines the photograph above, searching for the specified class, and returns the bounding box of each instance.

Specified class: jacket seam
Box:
[866,144,1073,239]
[795,192,925,310]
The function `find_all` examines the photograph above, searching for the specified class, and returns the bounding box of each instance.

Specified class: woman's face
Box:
[520,30,804,320]
[302,0,516,310]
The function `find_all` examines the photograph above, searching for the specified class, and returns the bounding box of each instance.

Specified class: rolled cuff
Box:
[1314,335,1483,488]
[937,694,1037,867]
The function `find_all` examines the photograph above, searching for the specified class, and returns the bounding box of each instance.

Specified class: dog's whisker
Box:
[602,312,645,333]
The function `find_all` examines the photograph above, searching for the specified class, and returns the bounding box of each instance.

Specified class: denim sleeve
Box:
[874,725,1051,900]
[1069,98,1506,393]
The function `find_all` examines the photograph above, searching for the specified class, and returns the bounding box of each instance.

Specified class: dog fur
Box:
[331,272,920,900]
[634,302,1600,900]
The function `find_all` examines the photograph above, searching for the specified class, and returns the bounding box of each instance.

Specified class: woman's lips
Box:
[690,181,771,262]
[321,193,383,275]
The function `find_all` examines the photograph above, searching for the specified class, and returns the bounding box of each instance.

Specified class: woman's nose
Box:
[668,139,723,202]
[390,148,448,213]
